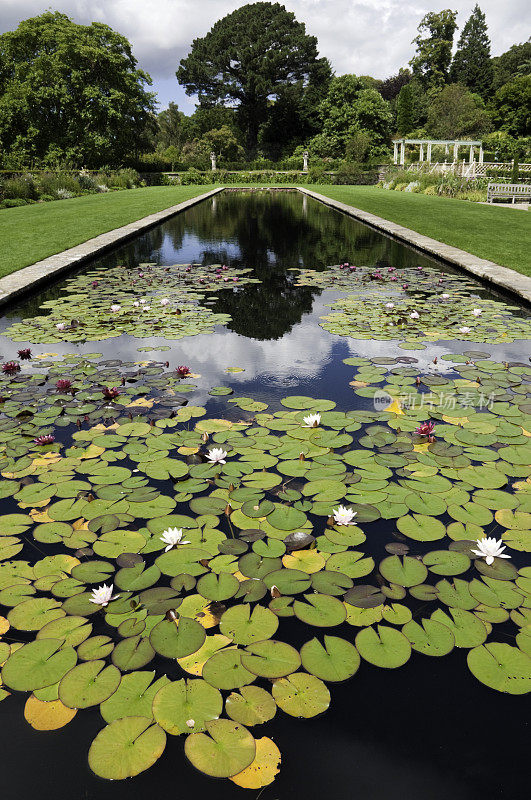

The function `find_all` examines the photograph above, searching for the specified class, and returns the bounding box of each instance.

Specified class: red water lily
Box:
[2,361,20,375]
[17,349,32,359]
[176,365,191,378]
[102,386,121,400]
[56,379,72,392]
[415,421,436,439]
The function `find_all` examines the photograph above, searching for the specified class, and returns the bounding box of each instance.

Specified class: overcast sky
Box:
[1,1,528,112]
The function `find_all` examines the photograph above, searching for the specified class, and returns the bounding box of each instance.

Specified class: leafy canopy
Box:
[0,11,155,168]
[310,75,392,158]
[427,84,492,139]
[176,2,328,154]
[410,10,458,89]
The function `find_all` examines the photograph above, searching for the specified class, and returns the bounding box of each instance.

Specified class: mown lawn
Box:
[0,185,216,278]
[312,185,531,277]
[1,182,529,279]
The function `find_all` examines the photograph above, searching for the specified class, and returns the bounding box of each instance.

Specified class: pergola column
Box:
[400,141,405,165]
[427,143,432,163]
[393,142,398,164]
[419,143,424,162]
[479,146,484,164]
[469,145,474,163]
[453,143,459,162]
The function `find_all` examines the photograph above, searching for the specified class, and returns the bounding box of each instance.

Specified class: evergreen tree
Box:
[177,2,328,156]
[396,84,414,133]
[450,5,493,97]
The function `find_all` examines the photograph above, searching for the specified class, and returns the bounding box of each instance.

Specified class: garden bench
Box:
[487,182,531,204]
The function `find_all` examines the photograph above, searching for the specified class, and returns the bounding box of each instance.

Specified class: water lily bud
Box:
[224,504,232,516]
[299,452,305,461]
[186,719,195,728]
[270,585,281,599]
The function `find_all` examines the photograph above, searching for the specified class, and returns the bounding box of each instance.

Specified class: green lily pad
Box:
[300,635,360,681]
[88,716,166,780]
[152,678,223,734]
[184,719,256,778]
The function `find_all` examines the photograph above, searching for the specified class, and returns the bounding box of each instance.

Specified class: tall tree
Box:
[259,58,332,158]
[0,11,155,167]
[450,5,493,97]
[176,2,329,155]
[410,10,458,89]
[396,84,414,134]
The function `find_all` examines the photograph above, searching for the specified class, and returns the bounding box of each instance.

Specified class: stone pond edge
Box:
[298,187,531,305]
[0,187,225,308]
[0,184,529,307]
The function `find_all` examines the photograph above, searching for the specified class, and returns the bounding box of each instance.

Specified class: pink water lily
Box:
[34,434,55,445]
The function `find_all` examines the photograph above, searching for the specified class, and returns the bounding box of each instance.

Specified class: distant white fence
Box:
[402,161,531,178]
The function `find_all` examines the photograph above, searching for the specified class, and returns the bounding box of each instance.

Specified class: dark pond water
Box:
[1,191,529,799]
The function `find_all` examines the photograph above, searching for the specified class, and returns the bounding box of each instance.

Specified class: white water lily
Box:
[410,311,420,319]
[141,305,151,311]
[186,719,195,728]
[160,527,190,551]
[56,322,66,331]
[160,298,170,306]
[133,301,140,307]
[89,583,119,607]
[459,326,471,334]
[303,413,321,427]
[385,302,394,309]
[472,308,482,316]
[441,293,450,299]
[332,505,357,526]
[472,537,510,565]
[110,304,121,312]
[139,298,147,304]
[207,447,228,464]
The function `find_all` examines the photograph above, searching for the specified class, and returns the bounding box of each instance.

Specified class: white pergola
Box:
[393,139,484,166]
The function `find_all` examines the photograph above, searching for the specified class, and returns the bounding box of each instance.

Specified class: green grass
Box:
[0,185,215,278]
[311,186,531,277]
[1,183,529,280]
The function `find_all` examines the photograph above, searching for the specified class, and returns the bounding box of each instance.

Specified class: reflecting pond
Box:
[0,190,529,800]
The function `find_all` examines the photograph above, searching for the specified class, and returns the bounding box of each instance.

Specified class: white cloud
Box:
[0,1,527,109]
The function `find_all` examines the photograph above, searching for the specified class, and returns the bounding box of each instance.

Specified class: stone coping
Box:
[0,187,224,308]
[0,184,529,309]
[298,187,531,306]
